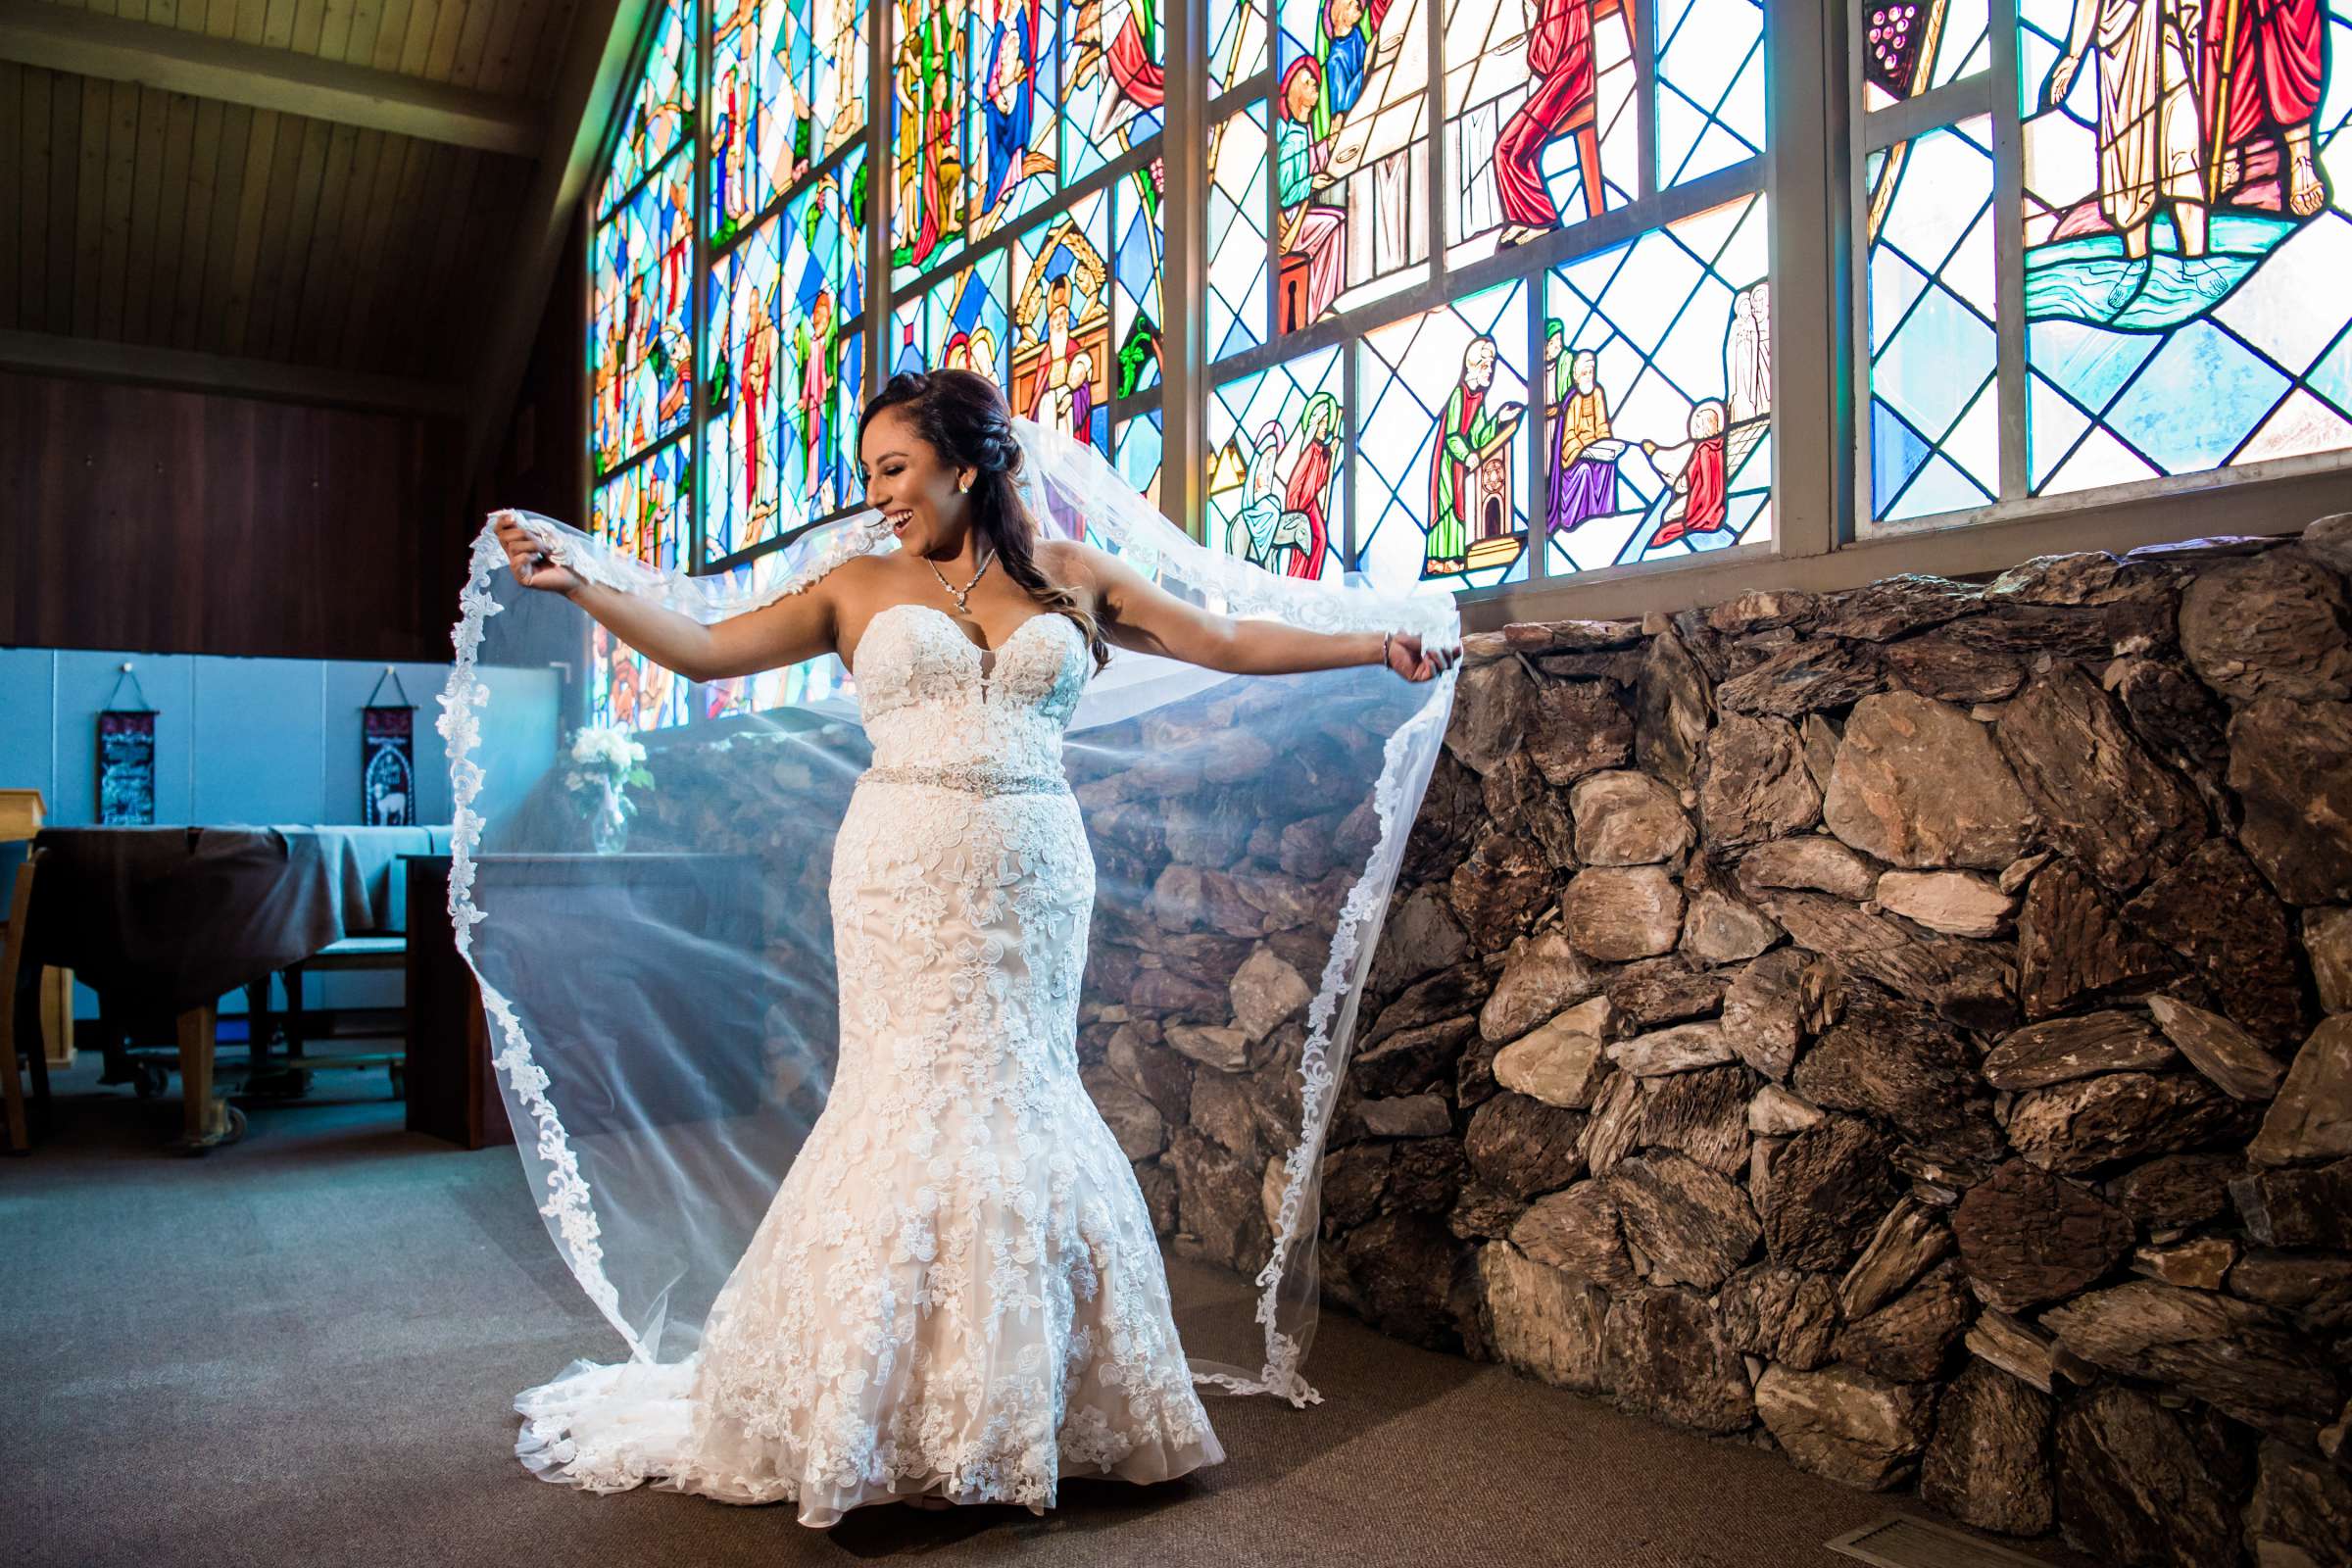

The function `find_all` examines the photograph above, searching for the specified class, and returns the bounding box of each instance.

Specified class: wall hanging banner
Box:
[97,666,157,826]
[362,668,417,827]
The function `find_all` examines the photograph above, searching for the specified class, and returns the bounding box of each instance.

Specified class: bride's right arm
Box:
[565,559,851,684]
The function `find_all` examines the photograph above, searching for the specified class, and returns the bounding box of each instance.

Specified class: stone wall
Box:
[1097,520,2352,1567]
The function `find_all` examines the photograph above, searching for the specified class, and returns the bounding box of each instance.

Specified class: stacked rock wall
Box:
[1199,525,2352,1566]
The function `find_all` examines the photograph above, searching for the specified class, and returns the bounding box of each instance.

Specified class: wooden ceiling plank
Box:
[476,0,526,101]
[146,85,197,344]
[196,98,249,353]
[270,116,333,360]
[244,109,309,359]
[291,120,358,362]
[461,0,638,497]
[419,0,466,84]
[341,129,415,365]
[169,92,220,350]
[221,105,274,351]
[449,0,495,88]
[393,0,437,76]
[0,0,540,154]
[0,65,22,332]
[412,143,483,378]
[376,138,449,376]
[96,77,137,341]
[43,68,77,331]
[318,124,384,366]
[0,325,467,414]
[73,75,106,336]
[123,83,172,343]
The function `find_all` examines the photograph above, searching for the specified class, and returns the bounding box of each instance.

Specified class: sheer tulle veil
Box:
[436,413,1460,1411]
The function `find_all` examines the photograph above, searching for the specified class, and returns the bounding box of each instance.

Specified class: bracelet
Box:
[1380,630,1395,669]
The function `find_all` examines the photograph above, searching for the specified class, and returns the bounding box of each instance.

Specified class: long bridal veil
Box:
[438,414,1460,1410]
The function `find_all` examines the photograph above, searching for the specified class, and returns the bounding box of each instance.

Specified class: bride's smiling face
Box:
[859,407,969,557]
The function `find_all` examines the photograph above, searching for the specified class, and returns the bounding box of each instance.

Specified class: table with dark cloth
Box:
[19,824,453,1148]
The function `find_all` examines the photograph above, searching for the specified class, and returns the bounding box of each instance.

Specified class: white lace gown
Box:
[512,601,1226,1526]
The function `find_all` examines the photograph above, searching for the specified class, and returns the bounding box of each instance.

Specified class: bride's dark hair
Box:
[858,368,1110,675]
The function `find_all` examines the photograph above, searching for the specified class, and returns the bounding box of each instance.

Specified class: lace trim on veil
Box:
[437,417,1457,1406]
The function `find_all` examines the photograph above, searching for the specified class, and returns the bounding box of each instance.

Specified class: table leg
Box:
[172,1004,238,1152]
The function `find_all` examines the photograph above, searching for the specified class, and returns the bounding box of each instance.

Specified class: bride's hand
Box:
[494,511,582,597]
[1384,631,1461,682]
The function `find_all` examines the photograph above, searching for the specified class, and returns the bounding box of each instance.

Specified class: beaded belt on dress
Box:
[861,760,1070,796]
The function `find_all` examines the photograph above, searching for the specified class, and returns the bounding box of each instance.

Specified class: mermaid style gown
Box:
[512,601,1227,1526]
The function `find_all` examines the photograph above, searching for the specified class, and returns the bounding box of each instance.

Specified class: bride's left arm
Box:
[1054,540,1459,682]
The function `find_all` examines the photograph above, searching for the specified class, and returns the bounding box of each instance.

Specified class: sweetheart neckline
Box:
[849,601,1071,683]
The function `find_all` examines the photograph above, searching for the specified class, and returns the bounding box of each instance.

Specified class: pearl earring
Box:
[958,476,971,493]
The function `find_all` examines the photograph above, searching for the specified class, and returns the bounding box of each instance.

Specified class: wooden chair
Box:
[271,937,411,1098]
[2,848,53,1153]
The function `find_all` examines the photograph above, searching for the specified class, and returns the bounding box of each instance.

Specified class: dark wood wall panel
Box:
[0,368,466,662]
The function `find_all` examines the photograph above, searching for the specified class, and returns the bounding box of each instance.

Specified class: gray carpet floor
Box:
[2,1054,2070,1568]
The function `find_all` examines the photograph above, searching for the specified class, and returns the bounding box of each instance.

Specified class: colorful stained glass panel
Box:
[1656,0,1765,188]
[1542,192,1774,573]
[599,0,695,220]
[1063,0,1167,184]
[1208,100,1272,360]
[589,448,692,732]
[1355,279,1535,594]
[1273,0,1431,327]
[708,0,869,243]
[2015,0,2352,498]
[967,0,1062,241]
[1445,0,1640,261]
[1111,156,1167,394]
[592,152,696,478]
[891,0,968,283]
[1861,0,1988,111]
[1011,192,1114,451]
[1206,346,1348,581]
[1867,119,1998,520]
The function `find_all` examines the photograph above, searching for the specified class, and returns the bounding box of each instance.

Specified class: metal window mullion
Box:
[691,0,711,593]
[1165,0,1206,539]
[1765,0,1842,560]
[1528,230,1548,582]
[1427,0,1446,276]
[1989,0,2027,502]
[868,0,891,422]
[1637,0,1658,202]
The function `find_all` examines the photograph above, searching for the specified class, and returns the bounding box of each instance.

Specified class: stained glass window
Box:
[1012,191,1114,450]
[1208,0,1772,592]
[708,0,868,244]
[1207,346,1348,579]
[1356,279,1535,591]
[591,152,696,478]
[891,0,969,282]
[1065,0,1169,184]
[1444,0,1639,262]
[1655,0,1765,188]
[1858,0,2352,531]
[1115,409,1165,509]
[1867,121,1997,518]
[599,0,696,220]
[1271,0,1431,327]
[1544,193,1773,574]
[589,449,692,732]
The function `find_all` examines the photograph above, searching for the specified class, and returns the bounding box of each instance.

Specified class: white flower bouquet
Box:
[563,724,655,852]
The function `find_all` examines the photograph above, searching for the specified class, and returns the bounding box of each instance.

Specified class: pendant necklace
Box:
[928,548,994,613]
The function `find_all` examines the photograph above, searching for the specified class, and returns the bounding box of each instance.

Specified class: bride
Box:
[478,368,1458,1527]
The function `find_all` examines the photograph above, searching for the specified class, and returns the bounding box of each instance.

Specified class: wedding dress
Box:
[442,416,1458,1531]
[509,602,1223,1524]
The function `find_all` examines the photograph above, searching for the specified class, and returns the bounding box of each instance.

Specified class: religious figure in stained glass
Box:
[742,280,782,531]
[1544,338,1621,533]
[2201,0,2330,215]
[892,0,964,273]
[1072,0,1165,133]
[1424,336,1526,572]
[1277,61,1350,328]
[1493,0,1602,247]
[1642,399,1730,546]
[1281,393,1344,576]
[797,288,841,502]
[1316,0,1399,126]
[2039,0,2224,295]
[975,0,1057,231]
